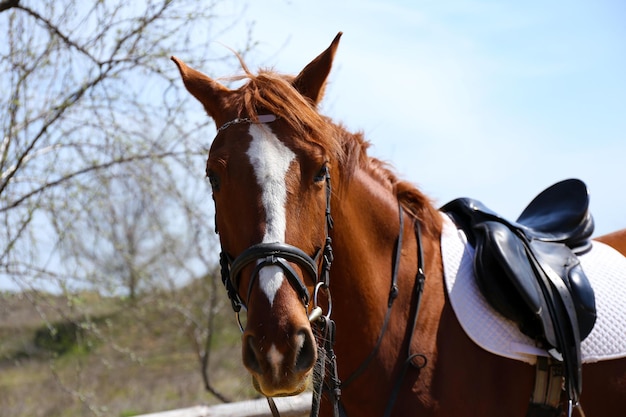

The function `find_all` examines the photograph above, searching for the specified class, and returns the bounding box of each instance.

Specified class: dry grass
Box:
[0,282,258,417]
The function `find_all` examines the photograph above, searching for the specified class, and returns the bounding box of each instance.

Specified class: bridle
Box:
[215,114,338,415]
[220,242,321,330]
[214,115,427,417]
[216,113,335,329]
[218,162,335,330]
[219,166,339,417]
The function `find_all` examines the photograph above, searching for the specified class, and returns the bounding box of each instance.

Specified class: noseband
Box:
[228,243,317,307]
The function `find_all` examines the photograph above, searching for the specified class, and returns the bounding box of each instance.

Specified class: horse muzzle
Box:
[243,316,317,396]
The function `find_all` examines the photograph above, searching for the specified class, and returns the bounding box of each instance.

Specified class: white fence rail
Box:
[136,392,311,417]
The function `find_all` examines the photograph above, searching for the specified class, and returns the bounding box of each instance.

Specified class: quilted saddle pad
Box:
[441,213,626,364]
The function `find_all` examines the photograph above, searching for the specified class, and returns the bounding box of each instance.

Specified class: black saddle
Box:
[441,178,597,407]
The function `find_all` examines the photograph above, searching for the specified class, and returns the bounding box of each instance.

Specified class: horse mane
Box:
[338,128,442,237]
[230,65,441,237]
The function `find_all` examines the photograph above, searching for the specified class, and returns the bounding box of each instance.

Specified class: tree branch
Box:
[0,70,109,196]
[0,151,185,213]
[14,3,99,63]
[200,273,232,403]
[0,0,19,13]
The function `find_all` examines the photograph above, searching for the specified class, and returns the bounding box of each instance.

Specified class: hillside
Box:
[0,280,257,417]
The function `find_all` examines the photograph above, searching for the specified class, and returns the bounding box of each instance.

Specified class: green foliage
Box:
[34,320,83,355]
[119,411,141,417]
[33,318,101,356]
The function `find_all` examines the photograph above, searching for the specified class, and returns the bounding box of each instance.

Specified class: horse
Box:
[172,33,626,417]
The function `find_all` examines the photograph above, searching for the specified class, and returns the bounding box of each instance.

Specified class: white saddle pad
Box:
[441,213,626,364]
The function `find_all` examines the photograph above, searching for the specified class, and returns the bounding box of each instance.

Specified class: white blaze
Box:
[246,124,295,306]
[267,344,285,380]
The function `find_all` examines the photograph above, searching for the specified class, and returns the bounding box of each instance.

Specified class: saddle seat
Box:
[446,179,594,253]
[441,178,597,408]
[516,178,594,252]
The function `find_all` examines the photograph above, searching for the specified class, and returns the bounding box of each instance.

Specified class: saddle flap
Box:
[528,240,597,340]
[473,221,556,345]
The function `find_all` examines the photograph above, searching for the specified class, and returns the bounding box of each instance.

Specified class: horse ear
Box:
[171,56,231,125]
[293,32,342,106]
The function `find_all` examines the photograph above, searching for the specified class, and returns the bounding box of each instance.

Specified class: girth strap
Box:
[527,357,564,417]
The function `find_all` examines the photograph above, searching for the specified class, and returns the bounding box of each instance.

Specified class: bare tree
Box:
[0,0,256,292]
[54,160,191,299]
[0,0,256,414]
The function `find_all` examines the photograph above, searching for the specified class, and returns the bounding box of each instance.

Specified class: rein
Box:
[215,115,427,417]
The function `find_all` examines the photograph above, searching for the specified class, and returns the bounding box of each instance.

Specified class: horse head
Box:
[172,33,343,396]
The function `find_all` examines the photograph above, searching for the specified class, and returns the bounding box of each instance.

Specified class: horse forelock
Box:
[224,69,342,158]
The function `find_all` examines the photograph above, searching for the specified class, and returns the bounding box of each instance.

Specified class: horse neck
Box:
[328,164,445,380]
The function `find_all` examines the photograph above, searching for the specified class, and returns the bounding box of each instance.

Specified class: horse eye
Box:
[207,171,220,191]
[313,165,328,183]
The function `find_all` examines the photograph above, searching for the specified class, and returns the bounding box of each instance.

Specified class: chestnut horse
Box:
[173,33,626,416]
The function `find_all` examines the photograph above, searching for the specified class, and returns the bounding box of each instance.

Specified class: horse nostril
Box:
[294,328,317,372]
[243,335,263,374]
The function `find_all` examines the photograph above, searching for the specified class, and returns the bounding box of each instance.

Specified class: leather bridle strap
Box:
[229,242,318,307]
[383,220,427,417]
[335,208,428,417]
[218,165,333,323]
[341,203,405,388]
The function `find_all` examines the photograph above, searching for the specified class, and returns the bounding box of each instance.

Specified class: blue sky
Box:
[212,0,626,236]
